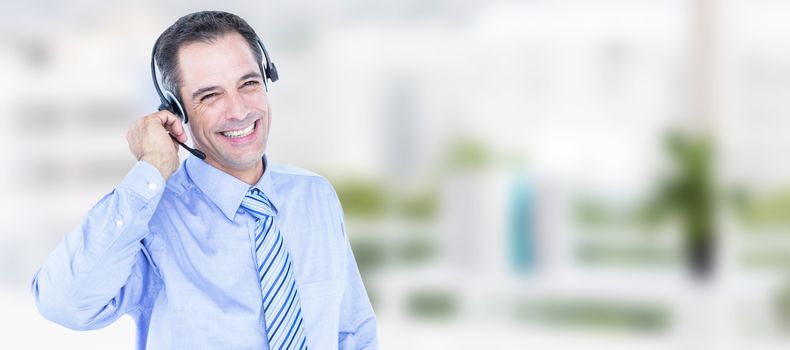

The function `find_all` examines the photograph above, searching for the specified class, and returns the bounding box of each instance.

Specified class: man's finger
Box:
[154,111,188,143]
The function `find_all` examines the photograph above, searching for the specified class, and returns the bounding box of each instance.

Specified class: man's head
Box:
[155,11,264,100]
[155,11,271,182]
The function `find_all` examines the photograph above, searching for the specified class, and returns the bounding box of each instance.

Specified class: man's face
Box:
[177,32,270,178]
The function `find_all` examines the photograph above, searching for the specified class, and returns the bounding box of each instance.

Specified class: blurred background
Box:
[3,0,790,348]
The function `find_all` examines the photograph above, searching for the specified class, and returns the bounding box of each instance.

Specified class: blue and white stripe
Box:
[242,189,308,350]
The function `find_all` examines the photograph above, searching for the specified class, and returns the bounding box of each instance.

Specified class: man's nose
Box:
[224,91,247,120]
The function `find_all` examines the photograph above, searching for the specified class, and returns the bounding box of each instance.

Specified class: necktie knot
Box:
[240,188,276,219]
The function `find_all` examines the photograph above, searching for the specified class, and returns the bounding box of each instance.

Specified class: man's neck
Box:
[207,159,265,186]
[236,164,264,185]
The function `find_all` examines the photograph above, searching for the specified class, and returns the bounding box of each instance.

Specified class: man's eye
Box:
[200,93,218,102]
[242,80,260,88]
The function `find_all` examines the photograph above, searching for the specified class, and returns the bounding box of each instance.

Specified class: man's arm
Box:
[31,161,165,329]
[332,197,378,349]
[31,111,185,329]
[338,235,379,350]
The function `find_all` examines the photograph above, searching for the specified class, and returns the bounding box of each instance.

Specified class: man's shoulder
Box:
[268,162,337,193]
[268,162,323,179]
[161,160,192,196]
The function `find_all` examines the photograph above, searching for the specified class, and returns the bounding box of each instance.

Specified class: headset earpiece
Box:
[157,100,171,113]
[266,62,279,83]
[163,90,187,123]
[156,91,188,123]
[257,38,278,85]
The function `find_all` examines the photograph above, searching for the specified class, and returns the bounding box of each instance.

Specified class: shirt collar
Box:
[251,155,282,216]
[185,154,281,221]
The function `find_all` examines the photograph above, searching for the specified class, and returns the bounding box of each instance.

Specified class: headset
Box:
[150,32,279,159]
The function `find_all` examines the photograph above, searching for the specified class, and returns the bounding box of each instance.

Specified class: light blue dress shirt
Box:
[32,155,378,349]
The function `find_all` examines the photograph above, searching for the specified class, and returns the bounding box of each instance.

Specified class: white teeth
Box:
[221,123,255,138]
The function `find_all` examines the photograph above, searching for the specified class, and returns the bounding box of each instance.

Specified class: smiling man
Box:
[31,11,378,349]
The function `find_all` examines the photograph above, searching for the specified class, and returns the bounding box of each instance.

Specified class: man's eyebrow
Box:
[239,71,263,82]
[191,86,220,101]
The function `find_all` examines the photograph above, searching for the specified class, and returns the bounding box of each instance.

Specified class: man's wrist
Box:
[118,161,166,203]
[140,153,175,179]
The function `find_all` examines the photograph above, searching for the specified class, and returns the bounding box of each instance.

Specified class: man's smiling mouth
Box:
[220,122,256,138]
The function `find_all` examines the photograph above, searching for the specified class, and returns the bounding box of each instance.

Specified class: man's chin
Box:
[207,153,264,171]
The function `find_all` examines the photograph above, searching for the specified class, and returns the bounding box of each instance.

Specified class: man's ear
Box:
[184,122,197,143]
[186,121,194,134]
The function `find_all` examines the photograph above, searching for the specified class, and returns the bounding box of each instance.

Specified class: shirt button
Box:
[237,208,245,214]
[148,182,158,191]
[115,219,124,227]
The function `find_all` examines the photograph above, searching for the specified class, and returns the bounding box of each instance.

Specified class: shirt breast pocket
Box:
[299,278,342,301]
[298,278,343,347]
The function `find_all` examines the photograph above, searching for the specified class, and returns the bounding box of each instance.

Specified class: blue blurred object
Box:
[510,171,534,273]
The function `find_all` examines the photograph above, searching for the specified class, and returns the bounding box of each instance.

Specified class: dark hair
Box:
[155,11,263,98]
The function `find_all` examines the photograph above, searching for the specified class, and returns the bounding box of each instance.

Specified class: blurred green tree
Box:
[641,131,716,279]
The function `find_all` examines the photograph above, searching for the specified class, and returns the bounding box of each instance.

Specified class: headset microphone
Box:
[150,33,279,161]
[168,134,206,159]
[161,115,207,160]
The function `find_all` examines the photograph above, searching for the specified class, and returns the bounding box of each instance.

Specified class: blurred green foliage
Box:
[443,138,492,170]
[333,179,389,218]
[351,240,388,275]
[641,131,715,242]
[515,298,668,333]
[741,248,790,269]
[574,132,716,238]
[332,180,438,221]
[774,278,790,332]
[334,136,496,221]
[407,290,458,320]
[572,131,716,276]
[396,192,438,222]
[577,242,678,265]
[730,188,790,229]
[573,197,636,229]
[395,238,435,264]
[352,237,437,273]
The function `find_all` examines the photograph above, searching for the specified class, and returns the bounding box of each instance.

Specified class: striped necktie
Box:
[241,188,308,350]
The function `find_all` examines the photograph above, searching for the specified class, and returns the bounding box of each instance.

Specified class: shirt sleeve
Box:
[335,202,379,349]
[31,161,166,330]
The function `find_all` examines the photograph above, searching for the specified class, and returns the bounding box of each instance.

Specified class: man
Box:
[31,11,378,349]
